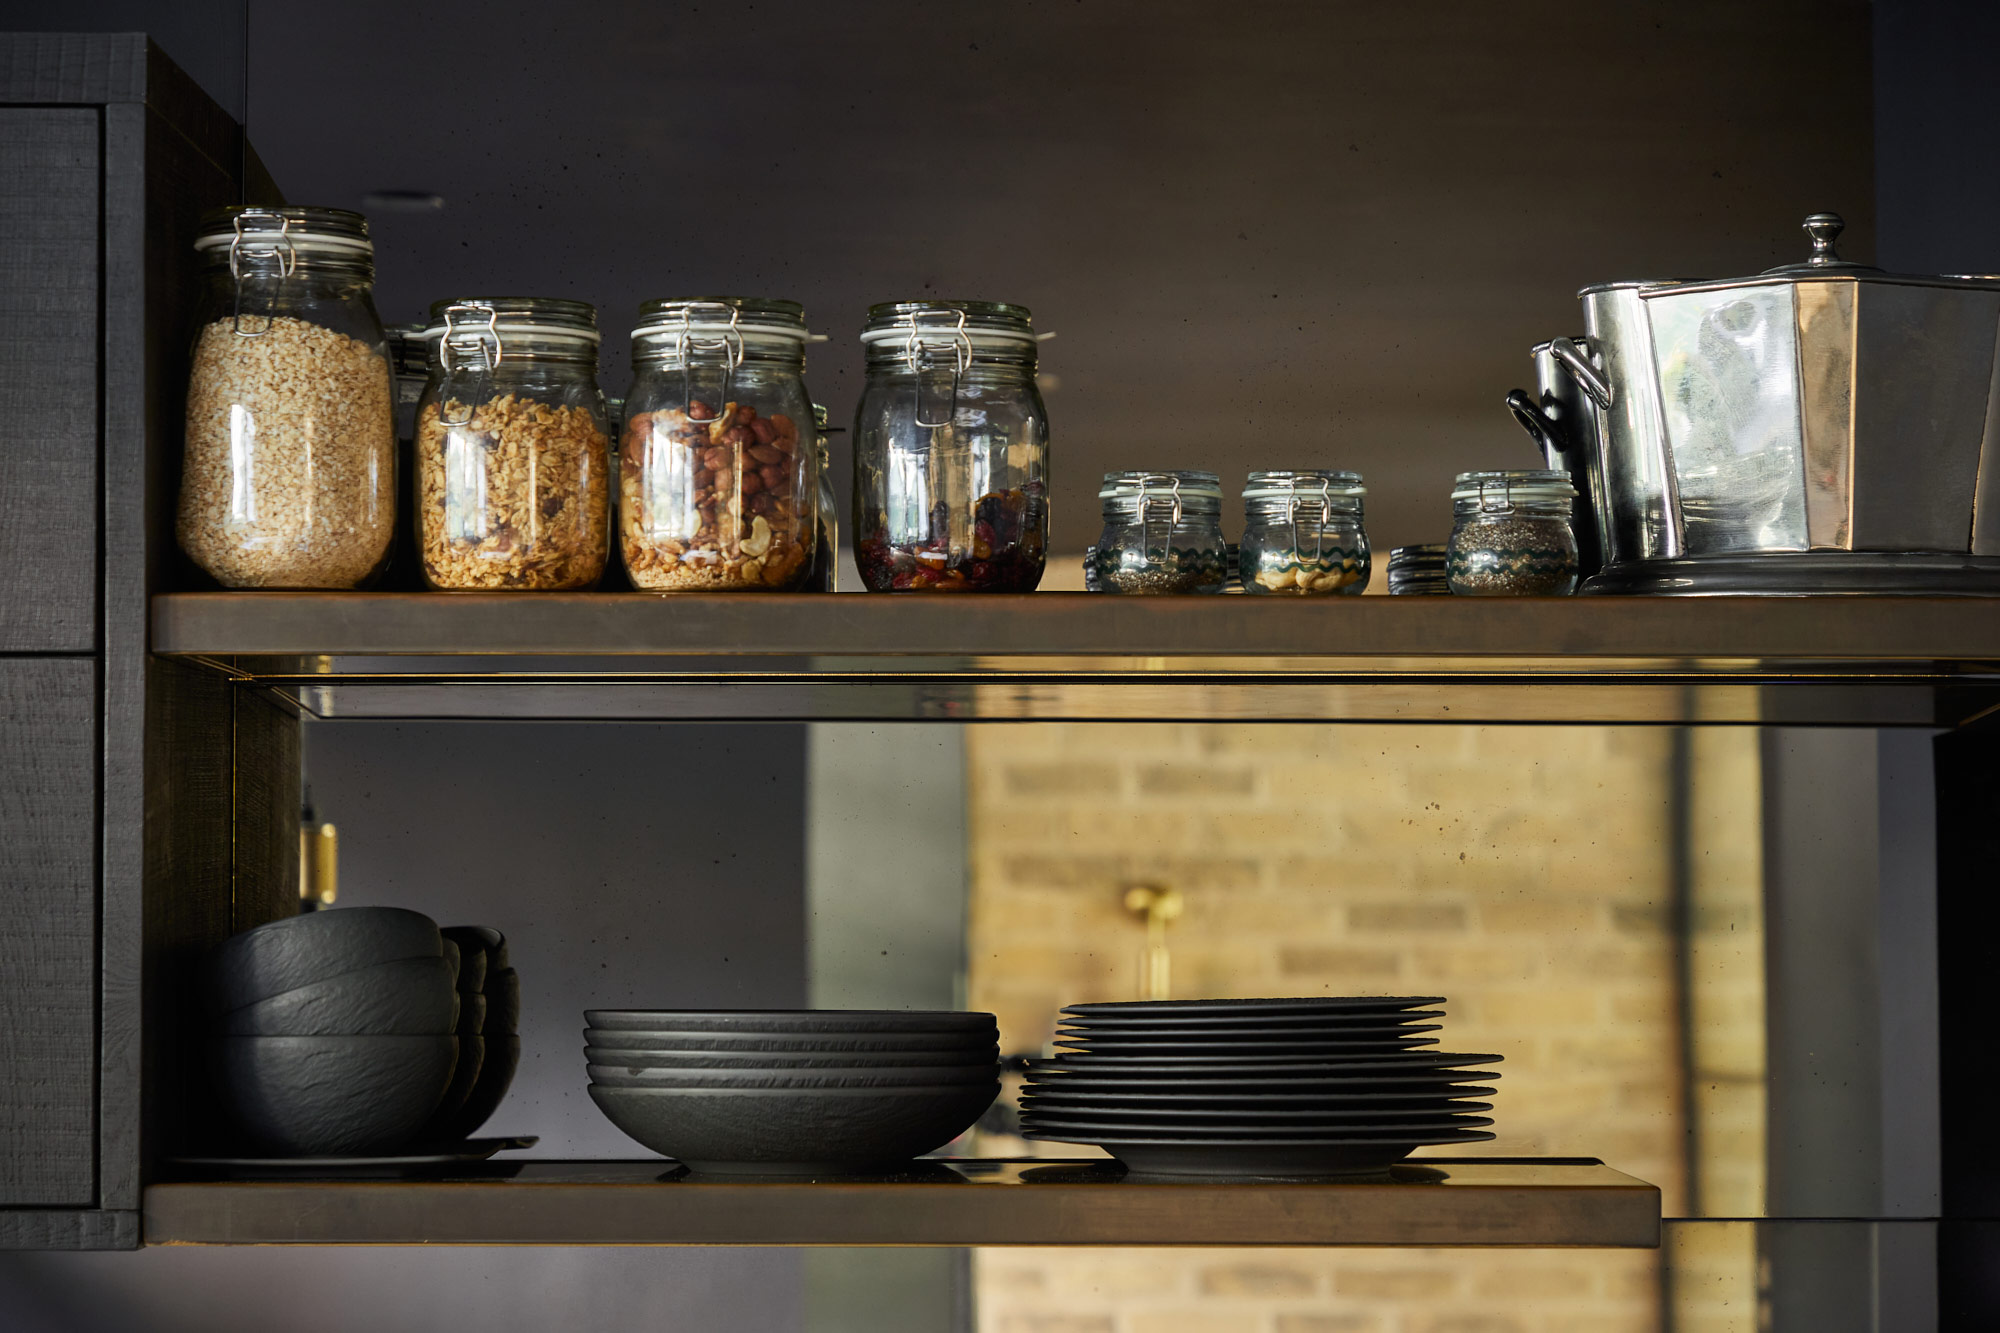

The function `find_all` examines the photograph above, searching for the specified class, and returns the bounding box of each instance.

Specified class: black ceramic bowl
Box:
[432,1033,519,1141]
[583,1064,1000,1089]
[209,908,441,1014]
[420,1033,485,1141]
[217,955,457,1037]
[456,993,488,1036]
[584,1010,996,1035]
[577,1029,1000,1055]
[485,968,520,1033]
[211,1034,457,1155]
[588,1081,999,1174]
[582,1045,999,1070]
[442,925,509,977]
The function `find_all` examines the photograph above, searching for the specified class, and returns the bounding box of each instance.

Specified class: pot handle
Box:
[1506,388,1567,467]
[1547,337,1613,411]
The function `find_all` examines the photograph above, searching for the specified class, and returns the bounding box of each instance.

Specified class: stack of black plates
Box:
[1019,997,1500,1178]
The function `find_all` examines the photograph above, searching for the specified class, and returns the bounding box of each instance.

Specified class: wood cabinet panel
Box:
[0,658,98,1204]
[0,110,100,652]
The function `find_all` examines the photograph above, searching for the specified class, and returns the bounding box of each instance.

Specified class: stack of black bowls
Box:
[584,1009,1000,1174]
[206,907,519,1156]
[1019,996,1500,1178]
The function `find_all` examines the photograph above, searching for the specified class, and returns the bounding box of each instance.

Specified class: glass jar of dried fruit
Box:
[178,206,395,589]
[1090,471,1228,594]
[853,301,1048,592]
[1238,470,1370,595]
[415,298,611,591]
[621,299,818,592]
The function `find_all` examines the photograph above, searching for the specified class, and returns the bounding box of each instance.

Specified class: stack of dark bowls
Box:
[433,925,521,1141]
[206,907,519,1156]
[1019,996,1499,1178]
[584,1009,1000,1174]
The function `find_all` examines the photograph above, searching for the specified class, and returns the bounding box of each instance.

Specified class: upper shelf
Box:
[150,592,2000,725]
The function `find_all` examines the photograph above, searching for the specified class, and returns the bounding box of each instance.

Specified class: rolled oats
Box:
[177,316,395,588]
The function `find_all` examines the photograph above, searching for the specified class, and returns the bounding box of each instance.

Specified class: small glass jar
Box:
[621,298,817,592]
[1447,470,1581,595]
[415,298,611,591]
[178,206,395,588]
[811,404,838,591]
[1238,471,1369,594]
[1387,544,1451,595]
[854,301,1048,592]
[1090,471,1228,594]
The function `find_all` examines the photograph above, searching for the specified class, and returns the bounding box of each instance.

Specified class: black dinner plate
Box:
[1021,1114,1494,1137]
[1052,1038,1439,1057]
[1020,1098,1495,1121]
[1057,1013,1447,1034]
[1024,1073,1500,1094]
[1018,1134,1494,1179]
[1031,1052,1502,1074]
[1062,998,1444,1019]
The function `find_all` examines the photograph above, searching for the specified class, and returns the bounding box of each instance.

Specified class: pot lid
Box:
[1579,212,2000,298]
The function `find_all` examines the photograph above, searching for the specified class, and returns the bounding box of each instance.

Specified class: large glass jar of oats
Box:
[620,298,818,592]
[415,298,611,591]
[178,207,395,588]
[853,301,1048,592]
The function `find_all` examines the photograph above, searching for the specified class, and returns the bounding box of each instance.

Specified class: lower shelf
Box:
[142,1156,1659,1247]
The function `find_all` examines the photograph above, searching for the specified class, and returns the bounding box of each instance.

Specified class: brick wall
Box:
[963,722,1765,1333]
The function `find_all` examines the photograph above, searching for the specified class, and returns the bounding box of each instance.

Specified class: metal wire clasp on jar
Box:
[1446,470,1581,596]
[620,299,818,592]
[415,298,611,591]
[853,302,1049,592]
[1090,472,1228,594]
[1238,470,1370,594]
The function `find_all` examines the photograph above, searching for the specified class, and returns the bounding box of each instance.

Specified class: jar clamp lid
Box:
[860,301,1038,428]
[421,298,600,426]
[1099,470,1224,515]
[1244,469,1366,518]
[1450,469,1577,510]
[632,298,809,420]
[194,207,375,337]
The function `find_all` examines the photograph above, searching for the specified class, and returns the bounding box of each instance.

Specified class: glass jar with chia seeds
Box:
[1387,543,1451,595]
[1238,470,1370,594]
[1447,470,1580,596]
[622,298,818,592]
[1090,471,1228,593]
[854,301,1048,592]
[179,206,395,589]
[416,298,611,591]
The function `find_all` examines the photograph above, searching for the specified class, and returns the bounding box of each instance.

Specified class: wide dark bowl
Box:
[585,1010,996,1035]
[433,1033,519,1141]
[210,908,441,1014]
[582,1046,998,1070]
[443,925,508,977]
[441,939,461,989]
[420,1034,486,1141]
[211,1034,457,1155]
[218,955,457,1037]
[579,1029,1000,1055]
[588,1081,999,1173]
[485,968,520,1033]
[457,993,488,1036]
[584,1063,999,1089]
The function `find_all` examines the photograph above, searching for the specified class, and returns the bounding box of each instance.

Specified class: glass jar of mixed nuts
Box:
[1387,543,1451,595]
[1090,471,1228,594]
[621,299,817,592]
[853,301,1048,592]
[1238,470,1369,594]
[415,298,611,591]
[1447,470,1580,596]
[178,206,395,588]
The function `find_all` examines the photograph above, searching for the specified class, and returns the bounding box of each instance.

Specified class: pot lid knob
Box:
[1802,212,1846,266]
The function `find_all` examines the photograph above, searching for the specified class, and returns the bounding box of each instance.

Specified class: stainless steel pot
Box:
[1512,214,2000,594]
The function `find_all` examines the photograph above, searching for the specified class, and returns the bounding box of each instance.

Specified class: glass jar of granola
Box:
[178,206,395,588]
[853,301,1048,592]
[415,298,610,590]
[1238,470,1370,594]
[620,299,817,592]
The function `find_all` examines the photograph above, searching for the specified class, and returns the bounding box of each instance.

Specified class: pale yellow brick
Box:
[1126,1313,1263,1333]
[1478,900,1605,934]
[1346,901,1470,933]
[1138,764,1257,796]
[1331,1267,1458,1300]
[1278,946,1405,978]
[1471,1265,1595,1299]
[1472,988,1606,1029]
[1546,1316,1657,1333]
[994,1316,1115,1333]
[1198,1263,1318,1297]
[1405,1315,1526,1333]
[1273,1317,1380,1333]
[1004,761,1126,797]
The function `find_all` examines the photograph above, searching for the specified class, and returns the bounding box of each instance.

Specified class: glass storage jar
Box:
[1238,470,1370,594]
[853,301,1048,592]
[1447,470,1581,595]
[1387,543,1451,595]
[1090,471,1228,594]
[621,298,817,592]
[811,404,838,591]
[178,206,395,588]
[415,298,610,590]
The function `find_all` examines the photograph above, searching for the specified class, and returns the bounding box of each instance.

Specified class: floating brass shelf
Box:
[149,592,2000,725]
[142,1157,1660,1248]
